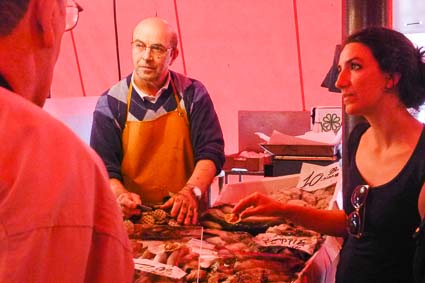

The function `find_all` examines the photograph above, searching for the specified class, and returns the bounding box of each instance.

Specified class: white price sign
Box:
[254,233,318,255]
[296,162,340,192]
[133,258,186,279]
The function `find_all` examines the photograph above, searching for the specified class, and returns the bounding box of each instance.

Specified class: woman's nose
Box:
[335,69,348,90]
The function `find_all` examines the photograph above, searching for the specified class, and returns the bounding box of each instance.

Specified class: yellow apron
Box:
[121,80,194,205]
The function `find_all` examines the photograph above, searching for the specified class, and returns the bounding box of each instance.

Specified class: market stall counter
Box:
[126,165,342,283]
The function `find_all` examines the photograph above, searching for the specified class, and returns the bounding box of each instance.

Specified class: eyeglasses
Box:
[131,41,172,57]
[65,1,83,32]
[347,184,370,238]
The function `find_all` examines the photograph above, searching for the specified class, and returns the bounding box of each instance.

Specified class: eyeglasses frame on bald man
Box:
[131,40,173,58]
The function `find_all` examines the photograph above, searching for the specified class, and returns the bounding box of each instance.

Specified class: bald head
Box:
[133,17,177,49]
[131,17,179,94]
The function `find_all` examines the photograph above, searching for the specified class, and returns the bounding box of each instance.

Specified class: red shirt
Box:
[0,90,134,282]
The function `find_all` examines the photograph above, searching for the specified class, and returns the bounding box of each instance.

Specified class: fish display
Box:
[127,183,336,282]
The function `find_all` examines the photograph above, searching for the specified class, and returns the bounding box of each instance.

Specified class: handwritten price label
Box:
[254,233,318,255]
[133,258,186,279]
[296,162,340,192]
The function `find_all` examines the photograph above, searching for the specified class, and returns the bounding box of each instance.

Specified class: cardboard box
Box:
[260,130,340,158]
[223,152,270,172]
[295,236,342,283]
[238,110,311,152]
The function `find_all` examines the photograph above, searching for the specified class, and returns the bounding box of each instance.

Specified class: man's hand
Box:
[161,186,199,225]
[117,192,142,219]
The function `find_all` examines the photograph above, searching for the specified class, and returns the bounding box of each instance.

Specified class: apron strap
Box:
[170,78,189,125]
[125,83,133,123]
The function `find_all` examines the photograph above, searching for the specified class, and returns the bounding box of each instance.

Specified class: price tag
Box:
[133,258,186,279]
[254,233,318,255]
[296,162,340,192]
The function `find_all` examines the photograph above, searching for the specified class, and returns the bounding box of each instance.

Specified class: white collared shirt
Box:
[131,72,171,103]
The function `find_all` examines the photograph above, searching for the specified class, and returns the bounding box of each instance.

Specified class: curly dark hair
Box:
[344,26,425,110]
[0,0,30,36]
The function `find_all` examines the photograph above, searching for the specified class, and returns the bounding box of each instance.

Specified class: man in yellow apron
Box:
[90,17,225,225]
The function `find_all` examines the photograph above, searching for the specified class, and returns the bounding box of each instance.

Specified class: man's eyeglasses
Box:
[131,41,172,57]
[347,184,370,238]
[65,1,83,32]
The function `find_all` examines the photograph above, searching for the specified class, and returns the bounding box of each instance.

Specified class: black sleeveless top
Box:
[336,123,425,283]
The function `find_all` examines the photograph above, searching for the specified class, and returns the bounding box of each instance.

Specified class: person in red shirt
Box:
[0,1,134,282]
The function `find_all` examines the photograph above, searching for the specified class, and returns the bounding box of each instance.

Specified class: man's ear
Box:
[169,48,179,65]
[33,0,58,48]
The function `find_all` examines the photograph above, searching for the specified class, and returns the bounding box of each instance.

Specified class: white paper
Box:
[268,130,331,145]
[133,258,186,279]
[296,162,341,192]
[266,129,341,146]
[254,132,271,143]
[297,129,341,145]
[254,233,318,255]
